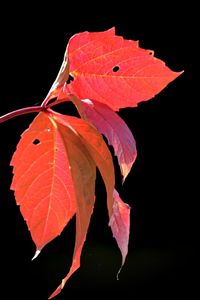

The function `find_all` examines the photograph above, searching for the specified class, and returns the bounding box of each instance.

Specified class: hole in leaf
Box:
[33,139,40,145]
[66,74,74,84]
[113,66,120,72]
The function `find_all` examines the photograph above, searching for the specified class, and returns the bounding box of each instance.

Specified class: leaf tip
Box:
[31,249,41,261]
[116,266,122,280]
[178,70,184,76]
[107,27,116,34]
[48,284,62,299]
[169,69,184,86]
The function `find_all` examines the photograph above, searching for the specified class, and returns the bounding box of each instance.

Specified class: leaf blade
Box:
[81,99,137,181]
[10,112,77,251]
[66,28,183,110]
[52,111,115,217]
[109,189,131,271]
[49,115,96,298]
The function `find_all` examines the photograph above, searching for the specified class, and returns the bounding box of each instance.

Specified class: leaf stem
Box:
[0,106,42,124]
[0,97,71,124]
[41,94,51,108]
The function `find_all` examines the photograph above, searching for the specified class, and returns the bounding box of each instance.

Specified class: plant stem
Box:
[41,93,51,108]
[0,106,42,124]
[0,97,70,124]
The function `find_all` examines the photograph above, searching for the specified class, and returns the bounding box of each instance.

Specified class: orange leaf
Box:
[49,120,96,298]
[10,112,77,252]
[65,28,182,110]
[52,111,115,217]
[47,111,116,297]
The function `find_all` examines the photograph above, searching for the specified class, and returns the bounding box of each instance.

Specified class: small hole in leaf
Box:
[67,74,74,84]
[113,66,120,72]
[33,139,40,145]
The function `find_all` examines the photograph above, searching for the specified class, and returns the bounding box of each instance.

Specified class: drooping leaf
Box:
[52,111,115,217]
[109,189,131,271]
[11,109,119,298]
[54,93,137,182]
[46,111,117,297]
[64,28,182,110]
[49,120,96,298]
[10,112,77,252]
[81,99,137,181]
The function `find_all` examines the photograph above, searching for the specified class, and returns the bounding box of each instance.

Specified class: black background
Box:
[0,3,197,300]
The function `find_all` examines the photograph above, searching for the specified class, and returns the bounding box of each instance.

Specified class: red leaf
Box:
[6,28,183,299]
[55,111,132,274]
[52,111,115,217]
[11,107,130,298]
[54,93,136,181]
[48,111,115,297]
[49,119,96,298]
[50,188,131,299]
[10,112,77,252]
[45,27,114,105]
[65,28,182,110]
[109,189,130,271]
[81,99,137,181]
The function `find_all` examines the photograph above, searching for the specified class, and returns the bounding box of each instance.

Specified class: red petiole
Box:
[0,98,69,124]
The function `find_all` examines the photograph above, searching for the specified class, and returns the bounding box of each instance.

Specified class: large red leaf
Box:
[49,121,96,298]
[45,27,114,106]
[81,99,137,181]
[10,106,131,298]
[49,112,131,297]
[51,96,133,272]
[10,112,77,252]
[62,94,137,181]
[64,28,182,110]
[47,111,116,297]
[51,111,115,217]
